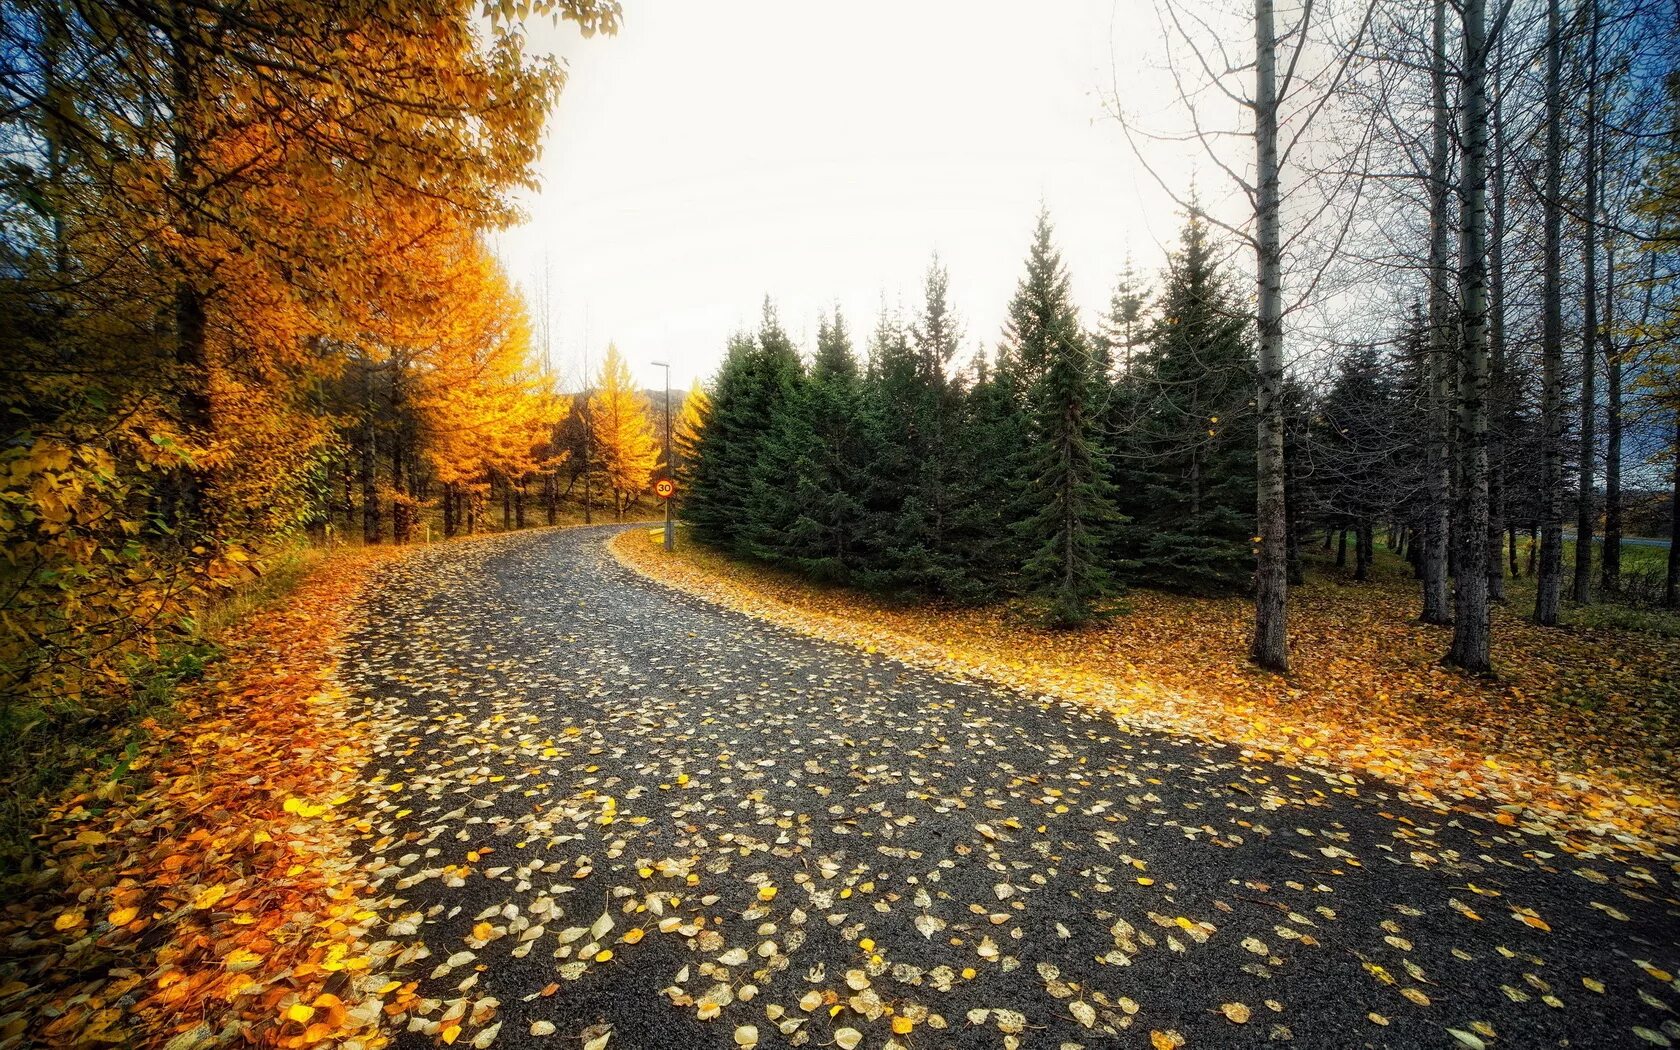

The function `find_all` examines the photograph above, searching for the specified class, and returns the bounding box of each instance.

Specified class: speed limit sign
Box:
[654,478,676,499]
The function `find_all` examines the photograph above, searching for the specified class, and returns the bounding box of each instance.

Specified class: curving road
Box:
[342,526,1679,1049]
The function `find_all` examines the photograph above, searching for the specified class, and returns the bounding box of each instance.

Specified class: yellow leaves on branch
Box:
[589,343,663,510]
[415,236,569,496]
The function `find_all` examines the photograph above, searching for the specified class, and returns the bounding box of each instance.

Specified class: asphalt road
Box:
[341,526,1680,1050]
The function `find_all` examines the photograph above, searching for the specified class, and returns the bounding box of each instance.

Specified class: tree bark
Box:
[1449,0,1492,672]
[1572,0,1600,605]
[1487,58,1509,603]
[1600,192,1622,594]
[360,361,381,544]
[1669,412,1679,608]
[169,2,213,541]
[1250,0,1289,672]
[1535,0,1566,626]
[1421,0,1454,626]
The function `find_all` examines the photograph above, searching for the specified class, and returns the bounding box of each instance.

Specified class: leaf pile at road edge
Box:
[610,528,1680,858]
[0,544,407,1049]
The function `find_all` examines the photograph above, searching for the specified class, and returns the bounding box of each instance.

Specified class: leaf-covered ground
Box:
[0,545,406,1050]
[615,529,1680,851]
[329,526,1676,1049]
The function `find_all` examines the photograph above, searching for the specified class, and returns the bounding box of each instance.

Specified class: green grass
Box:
[1303,533,1680,638]
[0,542,321,878]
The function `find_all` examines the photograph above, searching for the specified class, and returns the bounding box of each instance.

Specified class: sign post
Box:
[650,359,674,552]
[654,477,676,550]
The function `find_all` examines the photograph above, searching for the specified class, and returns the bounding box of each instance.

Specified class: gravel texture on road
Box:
[340,526,1679,1050]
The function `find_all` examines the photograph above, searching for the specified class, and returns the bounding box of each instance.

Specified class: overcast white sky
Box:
[495,1,1215,391]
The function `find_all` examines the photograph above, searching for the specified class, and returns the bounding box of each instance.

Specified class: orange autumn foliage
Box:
[0,546,412,1049]
[588,343,662,516]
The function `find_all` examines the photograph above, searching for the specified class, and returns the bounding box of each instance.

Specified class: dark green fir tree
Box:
[685,298,802,554]
[1114,209,1256,593]
[1008,209,1124,625]
[749,309,869,579]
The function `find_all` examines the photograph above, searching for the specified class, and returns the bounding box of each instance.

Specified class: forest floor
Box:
[613,527,1680,851]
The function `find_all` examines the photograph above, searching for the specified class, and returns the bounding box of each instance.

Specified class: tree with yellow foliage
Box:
[588,345,662,520]
[673,380,712,492]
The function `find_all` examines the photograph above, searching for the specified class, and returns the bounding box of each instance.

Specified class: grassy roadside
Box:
[0,538,416,1049]
[0,545,329,878]
[613,526,1680,852]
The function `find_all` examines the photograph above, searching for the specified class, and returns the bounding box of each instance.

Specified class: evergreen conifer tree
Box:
[685,300,801,553]
[945,345,1031,597]
[1114,210,1256,592]
[1007,210,1124,625]
[753,310,869,578]
[857,258,968,591]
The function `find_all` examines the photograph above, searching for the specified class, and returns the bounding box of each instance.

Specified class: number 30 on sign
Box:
[654,478,676,499]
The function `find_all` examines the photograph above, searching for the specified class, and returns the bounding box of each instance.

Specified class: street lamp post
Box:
[651,359,674,551]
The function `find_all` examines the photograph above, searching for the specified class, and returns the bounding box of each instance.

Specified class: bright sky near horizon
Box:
[495,1,1208,392]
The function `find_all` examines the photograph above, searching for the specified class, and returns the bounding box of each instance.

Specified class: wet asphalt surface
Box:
[340,526,1680,1049]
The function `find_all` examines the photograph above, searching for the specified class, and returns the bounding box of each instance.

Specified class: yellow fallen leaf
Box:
[286,1003,315,1024]
[1222,1001,1251,1023]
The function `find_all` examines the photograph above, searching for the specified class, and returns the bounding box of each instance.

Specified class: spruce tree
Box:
[1093,257,1149,377]
[853,307,917,585]
[1007,209,1123,625]
[945,345,1031,597]
[859,257,967,591]
[1316,344,1398,580]
[1114,210,1256,593]
[750,310,868,579]
[685,299,802,553]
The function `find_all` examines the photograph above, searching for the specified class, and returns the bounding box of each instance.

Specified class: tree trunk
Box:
[1421,0,1454,626]
[1336,528,1348,567]
[1600,194,1622,594]
[1572,0,1600,605]
[443,482,456,538]
[389,359,409,543]
[1487,63,1508,603]
[1669,412,1679,608]
[360,362,381,544]
[1448,0,1492,673]
[1249,0,1289,672]
[1535,0,1565,626]
[169,4,213,541]
[1355,522,1373,582]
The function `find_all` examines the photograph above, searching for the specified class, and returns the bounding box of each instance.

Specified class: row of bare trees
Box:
[1118,0,1677,673]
